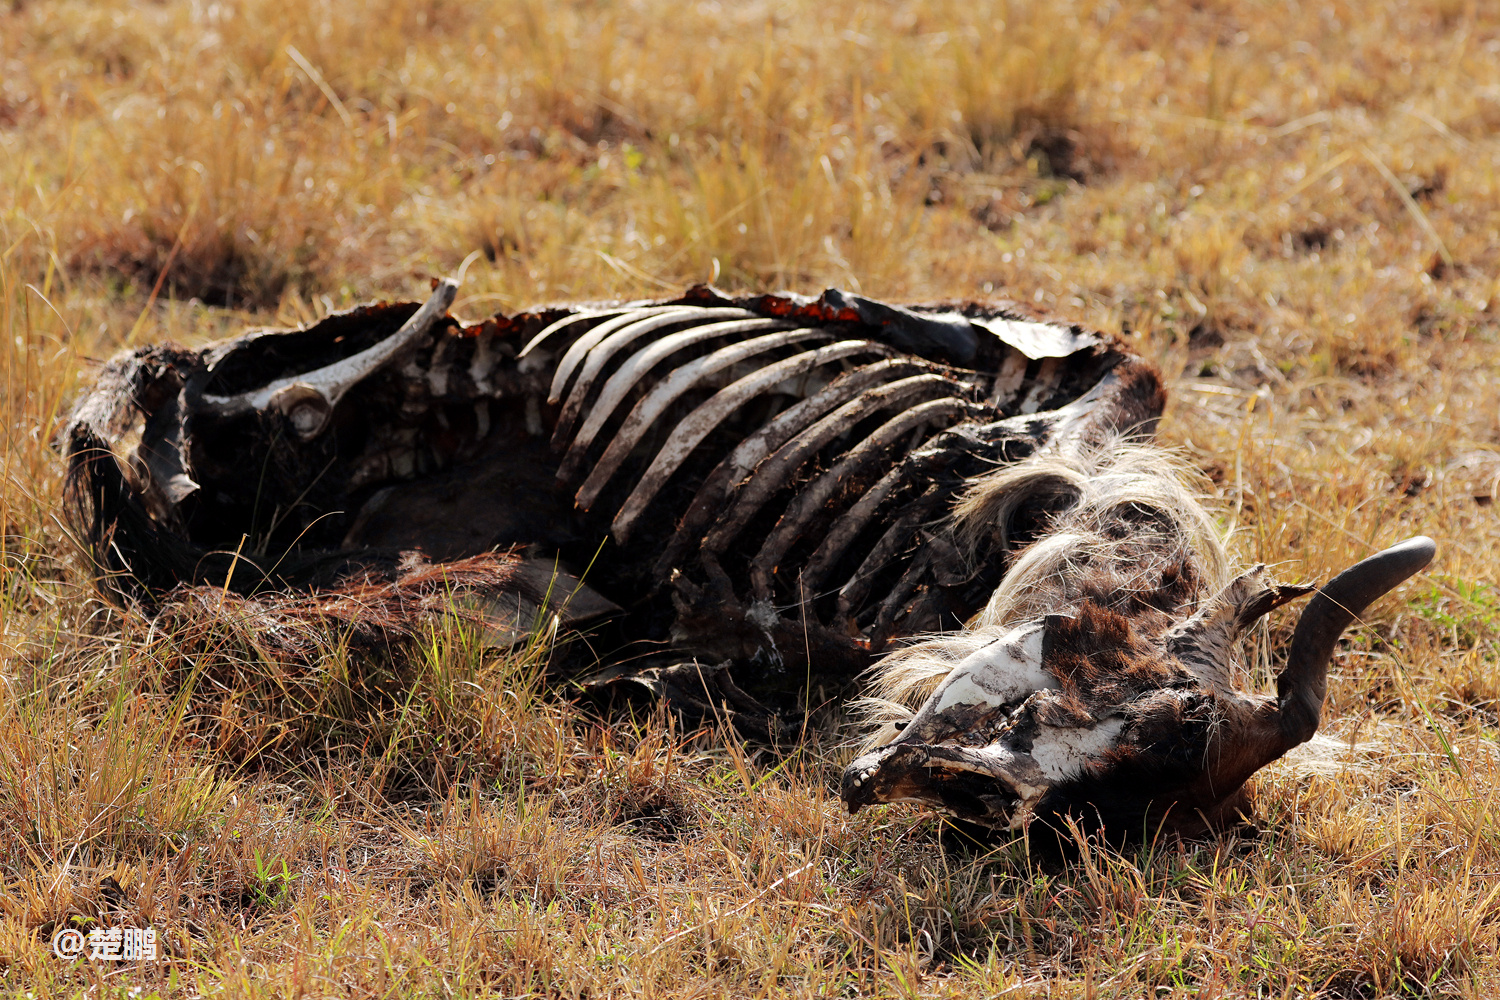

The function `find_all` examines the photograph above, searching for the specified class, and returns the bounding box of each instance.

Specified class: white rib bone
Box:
[573,327,828,511]
[1018,356,1061,414]
[611,340,884,542]
[703,373,963,554]
[559,317,795,477]
[654,359,928,576]
[550,306,712,404]
[519,309,626,360]
[552,307,756,443]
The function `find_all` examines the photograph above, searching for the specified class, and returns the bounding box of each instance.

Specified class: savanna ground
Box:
[3,0,1500,996]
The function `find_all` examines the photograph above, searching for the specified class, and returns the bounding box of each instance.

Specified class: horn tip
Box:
[1385,534,1437,573]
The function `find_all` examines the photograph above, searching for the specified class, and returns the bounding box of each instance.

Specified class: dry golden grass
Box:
[3,0,1500,995]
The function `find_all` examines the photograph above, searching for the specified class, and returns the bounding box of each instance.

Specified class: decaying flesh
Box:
[63,275,1433,836]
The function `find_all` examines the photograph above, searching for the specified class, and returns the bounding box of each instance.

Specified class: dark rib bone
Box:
[654,359,930,577]
[520,309,627,360]
[869,547,935,644]
[558,317,796,481]
[748,398,974,599]
[611,340,888,542]
[836,485,953,619]
[573,328,830,511]
[703,373,966,555]
[801,425,965,591]
[873,584,948,649]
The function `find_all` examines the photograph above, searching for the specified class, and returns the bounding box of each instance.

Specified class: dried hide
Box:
[63,277,1433,836]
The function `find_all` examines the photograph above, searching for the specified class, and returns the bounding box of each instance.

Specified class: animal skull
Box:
[841,538,1434,835]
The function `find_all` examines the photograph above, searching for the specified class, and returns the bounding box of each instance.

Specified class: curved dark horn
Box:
[1277,535,1435,747]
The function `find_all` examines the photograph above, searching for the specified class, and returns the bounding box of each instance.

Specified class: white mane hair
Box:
[851,435,1235,749]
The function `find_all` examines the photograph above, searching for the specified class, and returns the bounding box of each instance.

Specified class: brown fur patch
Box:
[1106,360,1169,436]
[151,550,527,664]
[1071,551,1203,628]
[1042,602,1185,709]
[1033,690,1096,728]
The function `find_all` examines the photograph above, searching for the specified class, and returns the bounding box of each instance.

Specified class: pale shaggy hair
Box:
[851,437,1234,748]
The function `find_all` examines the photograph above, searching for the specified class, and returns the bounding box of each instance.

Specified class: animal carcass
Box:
[63,276,1432,835]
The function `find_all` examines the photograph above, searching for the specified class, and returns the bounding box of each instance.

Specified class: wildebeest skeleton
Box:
[64,276,1433,835]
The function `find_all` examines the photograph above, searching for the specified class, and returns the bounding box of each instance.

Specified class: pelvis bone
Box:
[63,274,1433,835]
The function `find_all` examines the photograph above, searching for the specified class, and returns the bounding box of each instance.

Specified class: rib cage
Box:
[63,283,1136,729]
[510,297,1121,655]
